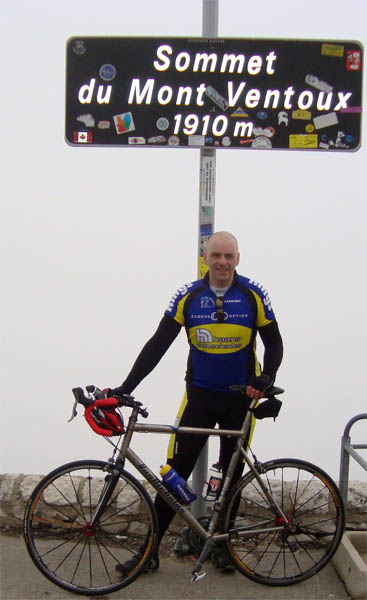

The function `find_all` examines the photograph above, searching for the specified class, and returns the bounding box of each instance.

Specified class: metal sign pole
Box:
[191,0,218,518]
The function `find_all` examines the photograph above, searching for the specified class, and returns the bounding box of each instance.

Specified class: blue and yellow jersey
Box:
[164,272,275,392]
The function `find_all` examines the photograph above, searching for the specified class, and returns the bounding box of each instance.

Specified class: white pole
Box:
[191,0,219,519]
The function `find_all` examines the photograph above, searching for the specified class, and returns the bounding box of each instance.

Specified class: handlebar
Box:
[71,387,149,418]
[69,384,284,426]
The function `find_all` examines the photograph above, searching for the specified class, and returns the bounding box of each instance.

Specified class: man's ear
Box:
[236,252,240,266]
[203,252,208,265]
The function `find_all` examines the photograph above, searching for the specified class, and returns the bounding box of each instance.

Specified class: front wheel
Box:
[24,460,158,596]
[223,458,345,586]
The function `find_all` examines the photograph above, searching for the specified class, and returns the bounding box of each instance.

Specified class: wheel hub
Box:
[82,521,98,537]
[275,512,298,535]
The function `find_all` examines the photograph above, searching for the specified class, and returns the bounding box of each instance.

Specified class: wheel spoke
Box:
[24,461,157,595]
[94,536,114,585]
[225,459,344,586]
[70,537,89,585]
[44,481,85,523]
[39,532,83,561]
[285,536,303,574]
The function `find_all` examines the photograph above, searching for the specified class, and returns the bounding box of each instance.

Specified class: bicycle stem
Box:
[117,405,141,462]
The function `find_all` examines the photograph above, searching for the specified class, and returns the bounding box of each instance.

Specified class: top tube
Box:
[133,423,246,437]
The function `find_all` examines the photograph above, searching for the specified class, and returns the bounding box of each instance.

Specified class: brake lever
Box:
[69,386,99,423]
[68,400,78,422]
[86,385,104,400]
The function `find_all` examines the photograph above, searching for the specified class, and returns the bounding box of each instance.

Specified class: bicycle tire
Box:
[223,458,345,586]
[24,460,158,596]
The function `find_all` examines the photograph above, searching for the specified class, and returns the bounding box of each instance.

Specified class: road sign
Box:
[66,37,363,151]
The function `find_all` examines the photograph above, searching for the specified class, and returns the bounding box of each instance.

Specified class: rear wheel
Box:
[224,458,345,586]
[24,460,158,596]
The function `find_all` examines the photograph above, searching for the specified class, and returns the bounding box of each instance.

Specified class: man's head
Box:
[203,231,240,288]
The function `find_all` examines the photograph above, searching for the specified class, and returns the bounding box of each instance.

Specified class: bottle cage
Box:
[84,397,125,437]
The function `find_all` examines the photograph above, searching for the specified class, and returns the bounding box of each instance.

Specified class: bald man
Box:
[110,231,283,573]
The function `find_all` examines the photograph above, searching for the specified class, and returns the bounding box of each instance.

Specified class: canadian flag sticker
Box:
[74,131,92,143]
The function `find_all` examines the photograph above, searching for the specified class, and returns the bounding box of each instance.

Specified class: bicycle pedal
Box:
[191,570,206,583]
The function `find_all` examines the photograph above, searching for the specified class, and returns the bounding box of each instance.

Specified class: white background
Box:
[2,0,366,483]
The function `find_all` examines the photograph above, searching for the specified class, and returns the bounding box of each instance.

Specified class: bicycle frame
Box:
[25,386,345,592]
[94,395,290,576]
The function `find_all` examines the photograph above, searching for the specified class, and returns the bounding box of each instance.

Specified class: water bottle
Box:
[202,462,223,501]
[160,465,197,504]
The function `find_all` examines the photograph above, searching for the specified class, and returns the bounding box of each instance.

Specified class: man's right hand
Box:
[107,384,130,398]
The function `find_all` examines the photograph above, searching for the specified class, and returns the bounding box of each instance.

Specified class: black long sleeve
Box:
[121,315,181,393]
[258,320,283,381]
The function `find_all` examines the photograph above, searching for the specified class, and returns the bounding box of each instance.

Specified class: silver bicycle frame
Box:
[113,397,289,543]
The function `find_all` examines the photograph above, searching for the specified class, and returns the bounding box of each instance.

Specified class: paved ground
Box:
[1,534,351,600]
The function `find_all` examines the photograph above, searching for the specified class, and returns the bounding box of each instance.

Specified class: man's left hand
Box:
[246,374,273,400]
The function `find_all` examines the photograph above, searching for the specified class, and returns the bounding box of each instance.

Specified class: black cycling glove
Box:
[107,384,131,398]
[247,373,273,392]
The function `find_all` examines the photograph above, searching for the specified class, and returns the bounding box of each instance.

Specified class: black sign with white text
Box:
[65,37,363,150]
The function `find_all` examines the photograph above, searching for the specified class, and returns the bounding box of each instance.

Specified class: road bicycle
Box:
[24,385,345,596]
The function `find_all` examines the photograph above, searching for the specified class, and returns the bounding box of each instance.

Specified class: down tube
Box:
[125,447,209,539]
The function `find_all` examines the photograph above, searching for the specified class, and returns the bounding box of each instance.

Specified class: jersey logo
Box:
[196,328,213,343]
[166,282,193,312]
[211,311,228,321]
[248,279,273,312]
[200,296,215,308]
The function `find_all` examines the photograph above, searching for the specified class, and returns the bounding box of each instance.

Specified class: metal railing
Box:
[338,413,367,516]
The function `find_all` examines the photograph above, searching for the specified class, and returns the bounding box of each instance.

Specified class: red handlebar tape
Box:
[85,397,124,436]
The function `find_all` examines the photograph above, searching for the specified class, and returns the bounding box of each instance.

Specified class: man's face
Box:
[204,234,240,287]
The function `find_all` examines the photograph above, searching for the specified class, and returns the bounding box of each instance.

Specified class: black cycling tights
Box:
[154,383,252,547]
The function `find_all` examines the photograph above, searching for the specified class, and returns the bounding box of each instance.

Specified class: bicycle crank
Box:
[191,569,207,583]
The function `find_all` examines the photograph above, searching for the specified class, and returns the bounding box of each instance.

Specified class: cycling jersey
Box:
[119,271,282,397]
[165,271,276,392]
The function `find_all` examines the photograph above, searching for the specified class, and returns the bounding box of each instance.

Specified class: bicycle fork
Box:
[88,464,121,529]
[86,407,140,529]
